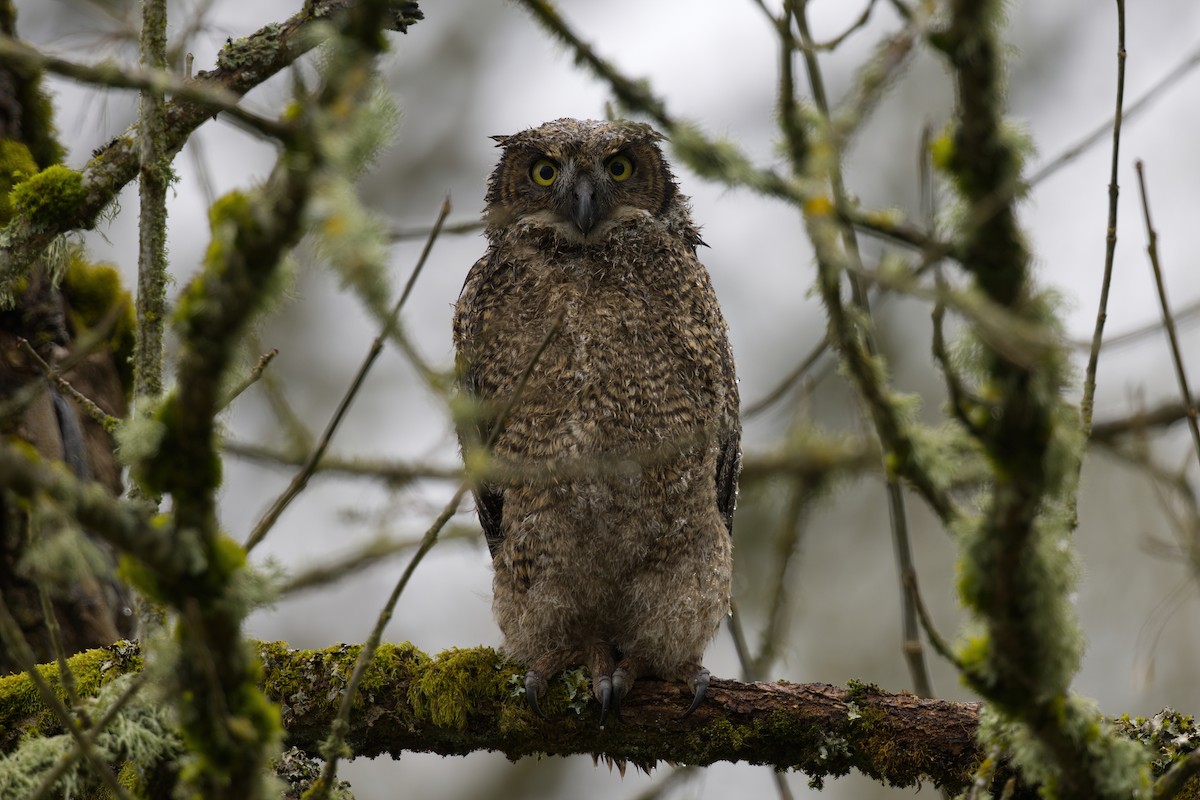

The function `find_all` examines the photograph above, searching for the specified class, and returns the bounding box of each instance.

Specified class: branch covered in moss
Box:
[0,641,983,793]
[0,0,423,294]
[5,642,1198,799]
[930,1,1151,796]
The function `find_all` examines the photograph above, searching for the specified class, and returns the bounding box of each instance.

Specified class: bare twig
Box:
[390,219,483,240]
[1134,160,1200,470]
[1091,399,1197,442]
[281,524,477,595]
[804,0,880,53]
[1028,42,1200,188]
[219,348,279,410]
[224,439,461,484]
[1076,297,1200,352]
[36,584,82,711]
[743,337,830,418]
[1080,0,1127,433]
[15,337,121,431]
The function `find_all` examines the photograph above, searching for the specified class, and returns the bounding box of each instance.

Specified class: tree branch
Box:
[0,0,423,290]
[7,641,1198,798]
[0,641,985,793]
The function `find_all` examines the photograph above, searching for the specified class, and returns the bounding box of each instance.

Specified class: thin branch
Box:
[931,280,983,436]
[1080,0,1126,434]
[743,337,830,418]
[887,481,932,697]
[224,439,462,484]
[0,35,293,147]
[804,0,880,53]
[0,0,424,287]
[245,196,450,552]
[1091,399,1197,442]
[15,337,121,431]
[904,568,965,671]
[749,478,809,680]
[1028,42,1200,188]
[280,524,477,595]
[1134,160,1200,470]
[1075,296,1200,352]
[390,218,483,241]
[36,584,82,711]
[219,347,279,411]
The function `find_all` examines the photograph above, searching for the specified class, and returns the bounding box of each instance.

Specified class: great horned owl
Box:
[453,118,740,723]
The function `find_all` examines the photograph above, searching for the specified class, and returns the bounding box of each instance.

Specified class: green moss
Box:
[62,248,136,394]
[702,718,747,752]
[408,647,516,731]
[211,535,247,583]
[10,165,86,228]
[259,641,430,724]
[0,139,38,223]
[0,640,143,745]
[171,190,255,334]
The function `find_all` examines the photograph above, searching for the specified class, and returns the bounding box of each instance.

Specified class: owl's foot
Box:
[524,669,548,719]
[676,662,710,719]
[588,643,620,728]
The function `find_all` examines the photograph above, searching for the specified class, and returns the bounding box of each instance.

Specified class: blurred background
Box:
[13,0,1200,796]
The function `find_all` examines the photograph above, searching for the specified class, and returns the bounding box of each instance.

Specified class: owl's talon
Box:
[596,674,613,728]
[525,670,548,719]
[678,666,710,719]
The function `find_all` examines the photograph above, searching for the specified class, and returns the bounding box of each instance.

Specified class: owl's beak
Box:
[569,176,600,235]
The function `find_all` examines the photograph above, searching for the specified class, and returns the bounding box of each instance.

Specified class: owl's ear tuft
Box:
[490,134,511,146]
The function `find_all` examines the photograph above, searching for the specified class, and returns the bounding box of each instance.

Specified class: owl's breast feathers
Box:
[454,213,740,556]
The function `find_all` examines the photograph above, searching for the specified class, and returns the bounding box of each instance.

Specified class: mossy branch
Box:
[0,0,423,295]
[931,1,1152,796]
[4,641,1198,799]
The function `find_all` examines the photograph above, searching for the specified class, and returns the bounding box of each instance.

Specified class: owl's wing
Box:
[715,421,741,536]
[454,254,507,559]
[714,329,742,536]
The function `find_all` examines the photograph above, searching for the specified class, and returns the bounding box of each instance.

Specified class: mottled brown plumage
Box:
[453,118,740,722]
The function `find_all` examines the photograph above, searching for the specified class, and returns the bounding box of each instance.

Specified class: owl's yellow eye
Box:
[606,155,634,181]
[531,159,558,186]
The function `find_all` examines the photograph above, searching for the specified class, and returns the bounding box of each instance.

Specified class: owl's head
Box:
[485,118,681,242]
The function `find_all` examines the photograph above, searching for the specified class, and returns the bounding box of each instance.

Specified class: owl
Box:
[453,118,740,724]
